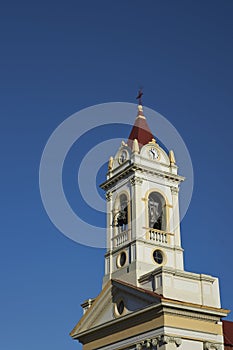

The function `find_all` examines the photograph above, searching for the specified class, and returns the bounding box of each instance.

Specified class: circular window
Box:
[153,250,163,264]
[114,299,125,316]
[117,251,127,268]
[119,252,126,266]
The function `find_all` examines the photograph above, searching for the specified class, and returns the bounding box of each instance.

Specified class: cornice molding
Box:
[106,191,113,201]
[100,163,184,191]
[162,306,222,322]
[139,266,217,283]
[160,300,229,318]
[130,176,143,186]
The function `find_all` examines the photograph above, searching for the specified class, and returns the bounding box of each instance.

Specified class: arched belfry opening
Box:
[112,193,130,248]
[116,193,128,232]
[148,192,166,231]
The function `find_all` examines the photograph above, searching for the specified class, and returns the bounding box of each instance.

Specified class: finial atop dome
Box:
[137,104,145,118]
[138,104,143,112]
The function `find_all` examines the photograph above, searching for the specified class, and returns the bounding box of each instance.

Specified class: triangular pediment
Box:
[70,279,162,338]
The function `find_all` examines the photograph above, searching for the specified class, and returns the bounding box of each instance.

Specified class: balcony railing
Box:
[112,228,172,248]
[112,230,130,247]
[147,228,171,244]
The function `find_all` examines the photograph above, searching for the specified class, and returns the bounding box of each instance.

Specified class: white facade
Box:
[102,139,185,283]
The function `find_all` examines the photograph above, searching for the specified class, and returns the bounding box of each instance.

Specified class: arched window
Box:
[117,194,128,232]
[148,192,166,231]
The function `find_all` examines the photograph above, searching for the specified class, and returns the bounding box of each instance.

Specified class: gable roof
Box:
[70,278,230,343]
[70,279,161,338]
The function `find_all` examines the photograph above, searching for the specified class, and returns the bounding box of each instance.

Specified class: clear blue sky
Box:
[1,1,233,349]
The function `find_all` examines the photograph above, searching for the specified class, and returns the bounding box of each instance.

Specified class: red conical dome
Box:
[128,105,154,149]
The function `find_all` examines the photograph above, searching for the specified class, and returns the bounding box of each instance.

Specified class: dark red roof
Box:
[128,106,154,149]
[113,279,162,300]
[223,320,233,349]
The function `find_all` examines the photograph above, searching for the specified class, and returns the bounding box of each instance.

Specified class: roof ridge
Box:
[112,279,162,299]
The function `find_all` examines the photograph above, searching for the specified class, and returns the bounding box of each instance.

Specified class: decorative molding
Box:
[132,139,140,154]
[159,335,182,346]
[203,342,221,350]
[135,335,182,349]
[169,150,176,165]
[151,338,158,346]
[148,138,157,144]
[106,191,113,201]
[108,156,113,171]
[100,163,185,191]
[167,203,173,208]
[162,306,221,322]
[130,176,143,186]
[171,186,179,194]
[141,265,216,283]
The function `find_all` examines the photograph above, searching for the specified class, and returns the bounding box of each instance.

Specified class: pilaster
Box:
[130,175,143,241]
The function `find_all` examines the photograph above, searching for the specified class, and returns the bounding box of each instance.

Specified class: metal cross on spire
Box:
[136,88,143,105]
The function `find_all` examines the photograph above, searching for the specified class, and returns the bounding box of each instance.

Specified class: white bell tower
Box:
[101,105,221,309]
[101,104,184,286]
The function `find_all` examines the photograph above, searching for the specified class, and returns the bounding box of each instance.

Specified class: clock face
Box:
[149,147,159,160]
[118,150,128,164]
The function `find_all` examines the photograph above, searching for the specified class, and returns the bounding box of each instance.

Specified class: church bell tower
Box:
[70,103,229,350]
[101,104,185,289]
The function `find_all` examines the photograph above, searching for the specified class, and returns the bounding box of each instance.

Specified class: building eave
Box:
[100,163,185,191]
